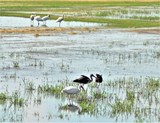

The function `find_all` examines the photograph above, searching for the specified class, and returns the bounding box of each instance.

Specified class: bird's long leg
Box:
[69,95,71,105]
[96,83,100,88]
[30,20,34,26]
[70,95,73,105]
[59,22,61,27]
[30,20,32,25]
[43,21,46,25]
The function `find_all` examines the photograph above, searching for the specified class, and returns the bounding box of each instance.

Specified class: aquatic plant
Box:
[58,114,63,119]
[59,60,70,72]
[38,84,64,96]
[13,62,19,68]
[10,91,24,107]
[77,91,90,102]
[93,91,107,100]
[126,91,135,104]
[0,93,7,100]
[24,80,36,91]
[79,100,95,115]
[146,79,160,91]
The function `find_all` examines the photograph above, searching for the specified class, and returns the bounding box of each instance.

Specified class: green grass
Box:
[79,100,96,114]
[10,91,24,107]
[0,93,7,100]
[146,79,160,91]
[93,91,107,99]
[68,17,160,28]
[38,84,64,95]
[0,1,159,28]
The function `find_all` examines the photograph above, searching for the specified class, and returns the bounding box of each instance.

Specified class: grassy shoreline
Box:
[0,0,159,28]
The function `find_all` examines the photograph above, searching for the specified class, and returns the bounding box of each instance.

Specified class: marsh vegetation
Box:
[0,28,159,122]
[0,0,160,122]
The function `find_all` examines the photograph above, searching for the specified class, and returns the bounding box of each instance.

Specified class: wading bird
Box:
[73,74,95,86]
[30,14,36,26]
[56,15,64,27]
[42,15,50,25]
[62,85,84,104]
[35,16,43,26]
[95,74,103,87]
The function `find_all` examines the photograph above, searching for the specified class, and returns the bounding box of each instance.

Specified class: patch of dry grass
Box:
[0,27,98,34]
[129,28,160,34]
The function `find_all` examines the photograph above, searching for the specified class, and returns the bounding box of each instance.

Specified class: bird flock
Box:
[30,14,103,104]
[62,74,103,104]
[30,14,64,27]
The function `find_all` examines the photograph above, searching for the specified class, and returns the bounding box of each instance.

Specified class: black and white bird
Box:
[95,74,103,87]
[42,15,50,25]
[56,15,64,27]
[34,16,43,26]
[73,74,95,86]
[62,85,84,104]
[30,14,36,26]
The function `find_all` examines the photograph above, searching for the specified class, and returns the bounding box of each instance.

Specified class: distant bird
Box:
[62,85,84,104]
[42,15,50,25]
[30,14,36,26]
[95,74,103,87]
[56,15,64,27]
[34,16,43,26]
[73,74,95,86]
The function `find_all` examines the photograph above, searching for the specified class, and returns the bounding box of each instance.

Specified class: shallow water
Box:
[0,23,160,122]
[0,16,100,28]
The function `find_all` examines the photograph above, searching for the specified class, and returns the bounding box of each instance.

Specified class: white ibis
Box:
[34,16,43,26]
[62,85,84,104]
[95,74,103,87]
[30,14,36,26]
[73,74,95,86]
[56,15,64,27]
[42,15,50,25]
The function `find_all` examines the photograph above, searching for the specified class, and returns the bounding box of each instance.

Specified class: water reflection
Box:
[59,103,81,113]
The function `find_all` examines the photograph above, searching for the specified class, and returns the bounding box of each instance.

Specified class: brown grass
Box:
[129,28,160,34]
[0,27,98,34]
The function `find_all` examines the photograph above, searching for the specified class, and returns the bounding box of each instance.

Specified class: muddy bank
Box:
[129,28,160,34]
[1,27,160,35]
[0,27,98,34]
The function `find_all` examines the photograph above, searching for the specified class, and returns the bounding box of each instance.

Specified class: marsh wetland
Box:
[0,0,160,122]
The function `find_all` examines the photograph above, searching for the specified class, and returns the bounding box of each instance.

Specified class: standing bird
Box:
[95,74,103,87]
[73,74,95,86]
[30,14,36,26]
[42,15,50,25]
[56,15,64,27]
[62,85,85,104]
[34,16,43,26]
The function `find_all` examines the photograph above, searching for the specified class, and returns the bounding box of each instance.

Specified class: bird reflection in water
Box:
[59,103,82,114]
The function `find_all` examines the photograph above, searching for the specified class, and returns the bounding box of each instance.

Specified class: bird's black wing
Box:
[73,75,90,83]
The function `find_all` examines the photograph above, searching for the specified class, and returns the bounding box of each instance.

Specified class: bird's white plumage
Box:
[62,86,80,94]
[42,15,50,21]
[35,16,43,21]
[56,15,64,27]
[56,17,63,22]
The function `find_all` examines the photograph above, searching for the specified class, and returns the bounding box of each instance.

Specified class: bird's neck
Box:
[90,76,94,82]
